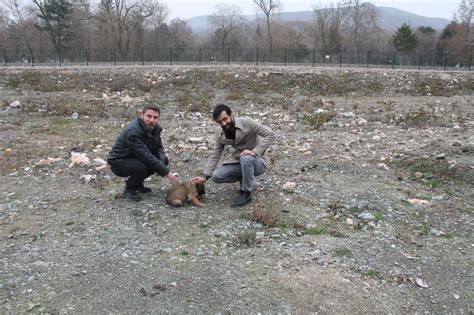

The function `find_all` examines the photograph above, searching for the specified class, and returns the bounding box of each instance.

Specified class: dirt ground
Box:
[0,65,473,314]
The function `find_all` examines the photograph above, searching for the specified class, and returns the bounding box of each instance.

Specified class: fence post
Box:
[85,48,89,66]
[469,54,472,71]
[284,48,287,66]
[227,47,230,65]
[198,47,201,65]
[31,49,35,67]
[366,50,370,68]
[113,48,116,66]
[312,49,315,66]
[141,46,144,66]
[392,52,395,69]
[256,47,259,66]
[418,53,421,70]
[339,50,342,67]
[3,49,6,67]
[443,53,447,70]
[170,47,172,65]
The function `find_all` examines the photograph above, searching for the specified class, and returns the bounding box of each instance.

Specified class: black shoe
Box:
[231,190,252,207]
[124,189,142,201]
[137,186,152,194]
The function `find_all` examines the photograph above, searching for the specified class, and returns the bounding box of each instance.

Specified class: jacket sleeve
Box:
[203,132,225,176]
[154,137,169,166]
[127,131,170,176]
[249,119,275,156]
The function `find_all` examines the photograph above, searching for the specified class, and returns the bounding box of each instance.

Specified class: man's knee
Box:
[211,172,226,183]
[239,155,254,165]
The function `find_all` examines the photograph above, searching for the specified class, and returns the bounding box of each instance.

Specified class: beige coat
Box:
[203,117,275,176]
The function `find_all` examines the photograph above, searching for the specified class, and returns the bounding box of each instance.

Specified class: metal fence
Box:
[1,47,472,71]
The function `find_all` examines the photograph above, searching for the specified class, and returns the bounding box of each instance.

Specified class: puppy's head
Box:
[194,182,206,199]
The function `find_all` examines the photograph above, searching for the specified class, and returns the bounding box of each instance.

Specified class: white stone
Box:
[9,100,20,108]
[70,152,90,167]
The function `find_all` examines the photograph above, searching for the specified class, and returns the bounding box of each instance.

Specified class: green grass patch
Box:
[47,118,80,135]
[365,268,380,278]
[333,247,353,258]
[304,226,327,235]
[461,207,473,214]
[417,223,430,236]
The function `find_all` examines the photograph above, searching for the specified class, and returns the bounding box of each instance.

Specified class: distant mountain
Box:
[187,4,450,34]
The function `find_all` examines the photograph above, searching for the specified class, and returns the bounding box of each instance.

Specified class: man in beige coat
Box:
[195,104,275,207]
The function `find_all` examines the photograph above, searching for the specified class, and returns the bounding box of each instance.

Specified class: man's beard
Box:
[145,124,155,131]
[222,119,236,139]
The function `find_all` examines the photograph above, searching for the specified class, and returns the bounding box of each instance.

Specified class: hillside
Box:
[188,4,450,34]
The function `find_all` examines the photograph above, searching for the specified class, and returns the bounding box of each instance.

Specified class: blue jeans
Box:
[211,155,266,193]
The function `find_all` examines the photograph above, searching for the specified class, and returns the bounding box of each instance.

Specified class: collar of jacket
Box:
[137,117,162,138]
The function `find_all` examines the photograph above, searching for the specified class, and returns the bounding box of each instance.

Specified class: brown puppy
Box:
[166,178,206,207]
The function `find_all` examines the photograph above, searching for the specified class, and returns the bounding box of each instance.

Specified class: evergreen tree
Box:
[34,0,73,63]
[392,23,417,53]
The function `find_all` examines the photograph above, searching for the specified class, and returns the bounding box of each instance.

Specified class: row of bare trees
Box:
[0,0,472,66]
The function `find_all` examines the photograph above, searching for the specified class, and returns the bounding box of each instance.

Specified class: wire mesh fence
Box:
[1,47,472,71]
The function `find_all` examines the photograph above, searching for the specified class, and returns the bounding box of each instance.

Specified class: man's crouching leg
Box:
[110,158,154,201]
[232,155,266,207]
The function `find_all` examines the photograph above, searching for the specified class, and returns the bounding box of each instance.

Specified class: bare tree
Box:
[145,1,167,49]
[416,26,437,64]
[0,6,9,49]
[8,0,36,60]
[253,0,279,54]
[347,0,378,62]
[94,0,162,59]
[209,3,244,54]
[69,0,93,51]
[457,0,474,62]
[168,18,194,52]
[311,2,347,56]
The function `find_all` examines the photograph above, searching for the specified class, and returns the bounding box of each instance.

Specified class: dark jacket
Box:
[107,117,169,176]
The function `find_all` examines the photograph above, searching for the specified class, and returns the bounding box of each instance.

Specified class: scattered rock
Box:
[358,212,375,221]
[9,100,21,108]
[70,152,90,167]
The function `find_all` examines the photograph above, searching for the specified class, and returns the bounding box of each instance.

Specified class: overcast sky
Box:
[164,0,458,20]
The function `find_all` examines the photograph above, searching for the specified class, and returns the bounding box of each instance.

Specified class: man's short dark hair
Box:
[142,104,161,115]
[212,104,232,120]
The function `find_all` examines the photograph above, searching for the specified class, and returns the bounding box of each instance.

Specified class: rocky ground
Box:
[0,65,473,314]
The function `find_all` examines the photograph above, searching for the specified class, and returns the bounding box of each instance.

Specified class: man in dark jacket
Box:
[108,104,179,201]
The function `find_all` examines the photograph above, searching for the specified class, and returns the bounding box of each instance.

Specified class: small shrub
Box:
[250,197,282,227]
[302,112,333,130]
[6,77,20,88]
[236,230,256,247]
[395,108,436,126]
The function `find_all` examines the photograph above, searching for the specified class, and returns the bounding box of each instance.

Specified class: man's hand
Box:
[240,149,256,156]
[193,176,207,185]
[166,172,180,186]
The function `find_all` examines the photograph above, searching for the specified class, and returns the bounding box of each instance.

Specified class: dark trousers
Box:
[109,158,155,191]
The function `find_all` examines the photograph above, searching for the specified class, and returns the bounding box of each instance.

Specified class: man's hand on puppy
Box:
[166,171,180,186]
[193,176,207,185]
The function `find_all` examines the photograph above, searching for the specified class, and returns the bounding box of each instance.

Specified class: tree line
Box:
[0,0,472,66]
